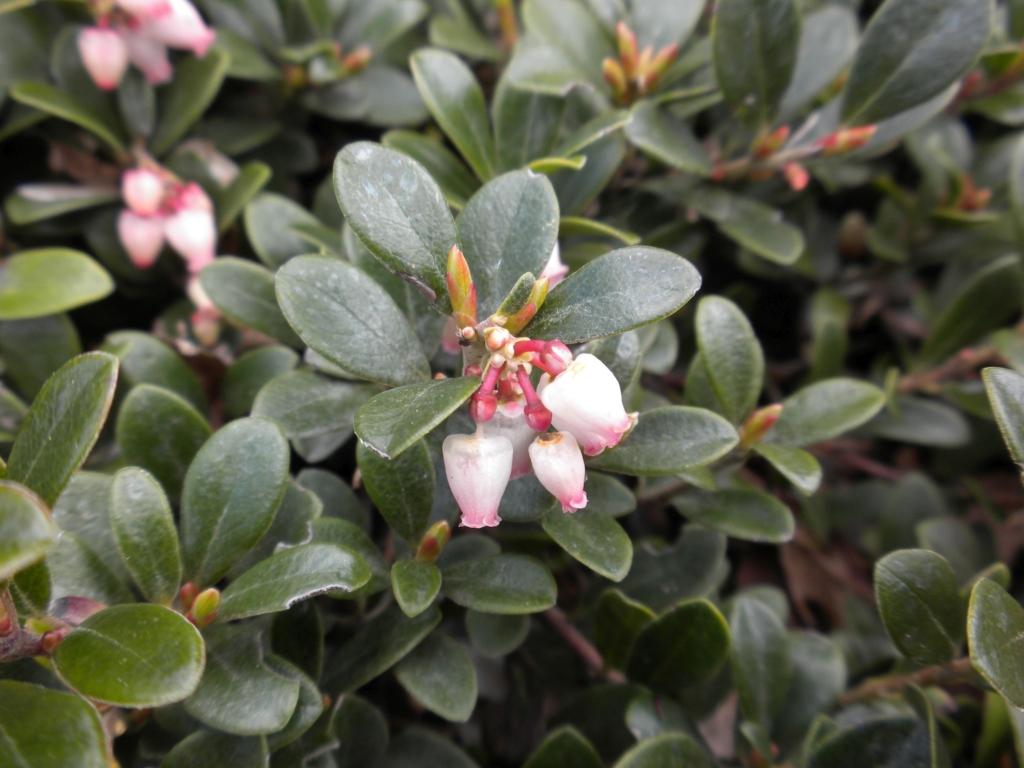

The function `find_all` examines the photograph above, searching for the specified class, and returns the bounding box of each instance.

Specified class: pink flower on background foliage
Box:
[118,210,165,268]
[77,27,129,91]
[164,183,216,272]
[443,433,514,528]
[123,30,174,84]
[122,168,165,216]
[482,405,537,480]
[529,431,587,513]
[540,241,568,286]
[142,0,215,56]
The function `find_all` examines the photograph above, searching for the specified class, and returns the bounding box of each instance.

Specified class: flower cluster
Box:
[117,166,217,273]
[441,247,638,528]
[77,0,215,91]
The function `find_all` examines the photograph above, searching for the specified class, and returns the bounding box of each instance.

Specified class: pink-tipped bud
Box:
[122,168,165,216]
[739,404,782,448]
[143,0,215,57]
[615,21,639,80]
[817,125,877,157]
[178,582,199,612]
[415,520,452,563]
[539,340,573,377]
[524,401,552,432]
[783,162,809,191]
[603,57,628,100]
[443,433,514,528]
[40,629,69,655]
[78,27,129,91]
[650,43,679,77]
[0,600,12,637]
[341,46,372,74]
[529,431,587,513]
[186,587,220,629]
[446,244,477,329]
[116,0,171,17]
[485,327,512,351]
[123,30,173,84]
[118,209,165,269]
[753,125,791,160]
[470,392,498,423]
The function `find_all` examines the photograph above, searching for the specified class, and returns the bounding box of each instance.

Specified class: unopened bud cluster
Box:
[602,22,678,105]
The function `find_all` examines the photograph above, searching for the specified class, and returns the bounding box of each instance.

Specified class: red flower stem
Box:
[515,367,542,406]
[513,339,546,355]
[478,360,504,394]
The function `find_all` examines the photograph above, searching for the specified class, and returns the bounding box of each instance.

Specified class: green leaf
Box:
[558,217,640,246]
[4,184,120,226]
[524,725,603,768]
[150,50,230,155]
[778,6,859,121]
[455,169,560,316]
[613,733,712,768]
[276,255,430,387]
[0,681,107,768]
[875,549,963,665]
[589,407,738,476]
[221,345,298,420]
[109,467,181,605]
[584,473,637,517]
[626,598,730,694]
[394,632,478,722]
[323,603,441,693]
[264,654,323,750]
[299,469,367,528]
[331,694,390,768]
[859,395,970,448]
[219,543,369,622]
[595,588,656,670]
[216,162,272,233]
[0,315,81,402]
[379,726,480,768]
[180,417,290,587]
[773,632,847,750]
[10,81,127,154]
[382,129,480,209]
[984,367,1024,465]
[185,624,300,735]
[919,255,1024,364]
[527,246,701,344]
[48,531,133,606]
[392,558,442,618]
[729,596,790,731]
[199,258,303,347]
[712,0,800,125]
[310,518,390,598]
[969,578,1024,708]
[334,142,457,313]
[116,384,211,503]
[354,377,481,460]
[695,296,764,423]
[465,610,530,658]
[683,187,804,265]
[101,330,206,413]
[0,249,112,320]
[493,80,567,172]
[442,554,557,614]
[0,480,54,582]
[840,0,992,125]
[54,604,204,707]
[752,444,822,495]
[7,352,118,506]
[541,507,632,581]
[806,718,930,768]
[767,378,886,446]
[624,101,713,176]
[243,192,323,269]
[673,489,795,543]
[357,439,434,544]
[163,731,269,768]
[411,48,496,181]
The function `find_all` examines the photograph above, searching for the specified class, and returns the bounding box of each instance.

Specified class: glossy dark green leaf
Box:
[767,379,886,446]
[392,558,441,617]
[673,489,794,543]
[334,142,457,313]
[394,632,478,722]
[263,654,323,750]
[109,467,181,605]
[752,444,822,495]
[116,384,211,503]
[331,694,390,768]
[613,733,711,768]
[617,526,728,612]
[0,249,112,320]
[840,0,992,125]
[778,5,859,120]
[595,588,656,669]
[410,48,496,180]
[7,352,118,506]
[310,518,390,598]
[969,578,1024,708]
[772,631,847,750]
[806,718,930,768]
[523,725,603,768]
[442,554,557,614]
[150,50,230,155]
[589,407,738,476]
[584,473,637,517]
[243,192,322,269]
[10,81,127,153]
[277,255,430,387]
[299,469,367,529]
[221,345,299,420]
[683,187,804,265]
[163,731,269,768]
[54,604,204,707]
[379,726,480,768]
[492,80,567,172]
[199,258,303,347]
[357,439,434,544]
[48,531,133,606]
[180,417,290,587]
[323,603,441,693]
[456,170,560,316]
[0,480,54,582]
[465,610,530,658]
[220,543,370,621]
[985,367,1024,465]
[859,395,970,448]
[905,682,954,768]
[712,0,800,125]
[216,162,272,233]
[185,624,300,735]
[542,507,632,581]
[729,596,790,731]
[382,129,480,208]
[0,315,81,402]
[695,296,764,423]
[626,598,730,693]
[354,377,481,459]
[0,681,107,768]
[227,478,323,578]
[625,101,713,176]
[527,246,700,344]
[100,330,205,412]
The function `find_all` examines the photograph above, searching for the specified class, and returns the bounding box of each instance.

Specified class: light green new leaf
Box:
[696,296,764,423]
[394,633,478,722]
[0,681,108,768]
[0,480,55,582]
[0,249,112,320]
[199,258,303,347]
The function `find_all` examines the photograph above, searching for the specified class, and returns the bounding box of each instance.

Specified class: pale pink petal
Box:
[115,0,171,18]
[443,433,513,528]
[529,431,587,513]
[482,406,537,479]
[78,27,129,91]
[123,30,173,84]
[121,168,165,216]
[117,209,165,268]
[143,0,215,57]
[164,208,216,271]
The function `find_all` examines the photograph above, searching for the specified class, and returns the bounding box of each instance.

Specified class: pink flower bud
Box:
[538,353,638,456]
[529,431,587,513]
[118,209,165,268]
[116,0,171,17]
[540,241,568,286]
[482,408,537,479]
[77,27,129,91]
[143,0,215,57]
[122,168,165,216]
[443,433,513,528]
[123,30,173,84]
[165,207,216,272]
[524,401,552,432]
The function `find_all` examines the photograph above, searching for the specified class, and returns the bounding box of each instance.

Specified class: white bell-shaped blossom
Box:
[143,0,215,57]
[118,210,165,269]
[443,432,513,528]
[78,28,129,91]
[538,353,638,456]
[122,168,165,216]
[482,405,537,479]
[123,30,173,85]
[529,431,587,513]
[164,183,216,272]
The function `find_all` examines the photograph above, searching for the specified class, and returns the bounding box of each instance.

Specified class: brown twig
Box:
[543,607,626,683]
[899,345,1002,394]
[838,657,977,706]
